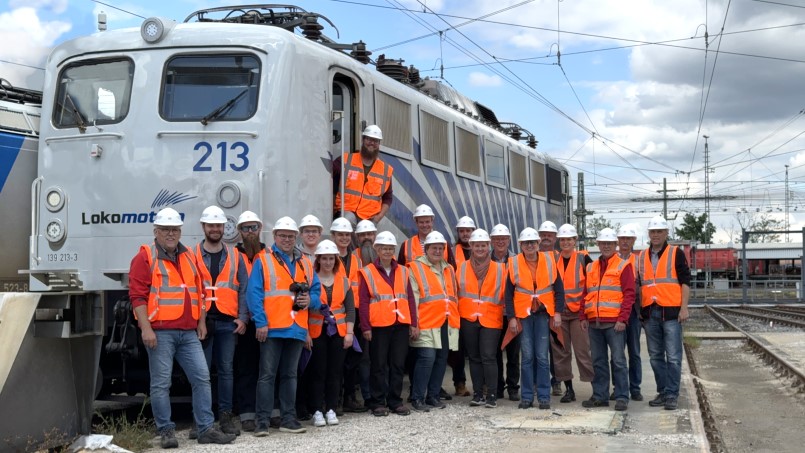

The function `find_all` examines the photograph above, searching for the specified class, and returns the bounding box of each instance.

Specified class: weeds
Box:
[683,335,702,349]
[93,398,153,452]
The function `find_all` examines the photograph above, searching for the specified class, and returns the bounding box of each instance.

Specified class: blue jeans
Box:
[147,329,213,433]
[645,306,683,398]
[589,325,628,401]
[519,312,550,403]
[625,306,643,394]
[256,338,304,425]
[411,324,449,402]
[203,318,238,412]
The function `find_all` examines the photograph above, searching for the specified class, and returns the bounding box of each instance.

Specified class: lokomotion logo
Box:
[81,190,198,225]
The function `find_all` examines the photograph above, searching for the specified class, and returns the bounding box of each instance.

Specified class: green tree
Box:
[583,216,620,247]
[733,212,783,243]
[675,212,716,243]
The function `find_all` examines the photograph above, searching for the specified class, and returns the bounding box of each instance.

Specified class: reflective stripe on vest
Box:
[457,260,505,328]
[408,260,459,329]
[334,153,393,220]
[560,251,586,312]
[260,252,313,330]
[142,244,201,322]
[639,245,682,307]
[195,243,239,317]
[508,252,557,318]
[360,263,411,327]
[339,252,361,309]
[309,275,349,338]
[584,255,627,319]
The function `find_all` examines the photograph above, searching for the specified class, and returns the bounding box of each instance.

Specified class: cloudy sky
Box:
[3,0,805,244]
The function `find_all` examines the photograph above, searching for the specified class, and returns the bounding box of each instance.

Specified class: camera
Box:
[290,282,310,311]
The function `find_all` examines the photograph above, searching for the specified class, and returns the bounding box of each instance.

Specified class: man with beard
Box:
[453,216,476,269]
[333,125,393,226]
[233,211,266,432]
[194,206,249,437]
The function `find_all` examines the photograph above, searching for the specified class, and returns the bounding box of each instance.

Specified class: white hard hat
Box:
[315,239,339,255]
[154,208,183,226]
[596,228,618,242]
[362,124,383,140]
[469,229,491,242]
[272,216,299,233]
[413,204,435,218]
[490,224,511,237]
[617,224,637,238]
[423,231,447,246]
[299,214,324,230]
[518,227,540,242]
[556,224,577,238]
[455,216,476,229]
[538,221,558,233]
[355,219,378,234]
[237,210,262,227]
[330,217,354,233]
[200,205,227,224]
[374,231,397,246]
[647,215,669,230]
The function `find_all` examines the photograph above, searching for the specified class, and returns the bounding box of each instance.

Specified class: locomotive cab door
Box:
[331,75,358,222]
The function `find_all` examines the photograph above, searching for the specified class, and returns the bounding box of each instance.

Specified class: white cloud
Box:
[0,6,71,89]
[468,71,502,87]
[10,0,67,14]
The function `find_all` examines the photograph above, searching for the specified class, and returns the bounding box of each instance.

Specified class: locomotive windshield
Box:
[53,58,133,130]
[160,54,260,122]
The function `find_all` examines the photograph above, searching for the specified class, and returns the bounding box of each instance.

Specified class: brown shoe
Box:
[454,382,471,397]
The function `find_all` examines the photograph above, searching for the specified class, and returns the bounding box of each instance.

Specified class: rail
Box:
[714,306,805,329]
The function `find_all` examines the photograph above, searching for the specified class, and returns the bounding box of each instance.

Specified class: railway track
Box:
[712,306,805,329]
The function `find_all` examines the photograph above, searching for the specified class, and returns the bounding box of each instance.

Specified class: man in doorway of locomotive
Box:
[233,211,267,433]
[579,228,635,412]
[247,216,322,435]
[128,208,236,448]
[333,125,393,225]
[195,206,249,437]
[639,216,690,411]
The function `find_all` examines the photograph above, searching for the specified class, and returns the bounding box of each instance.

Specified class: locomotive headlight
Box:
[141,17,175,44]
[45,187,65,212]
[46,219,66,243]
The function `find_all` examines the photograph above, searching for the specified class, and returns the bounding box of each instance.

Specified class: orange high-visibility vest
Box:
[195,244,240,318]
[235,247,266,276]
[339,252,361,308]
[559,251,586,313]
[408,260,459,329]
[457,260,505,328]
[639,245,682,307]
[454,245,470,269]
[259,252,314,330]
[584,255,628,319]
[141,244,202,322]
[309,275,349,338]
[508,252,558,318]
[402,235,449,263]
[334,152,393,220]
[360,263,412,327]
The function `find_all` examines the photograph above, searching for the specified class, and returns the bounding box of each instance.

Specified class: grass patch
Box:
[93,399,154,452]
[683,335,702,349]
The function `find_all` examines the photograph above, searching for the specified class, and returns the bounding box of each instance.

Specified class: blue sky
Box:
[4,0,805,243]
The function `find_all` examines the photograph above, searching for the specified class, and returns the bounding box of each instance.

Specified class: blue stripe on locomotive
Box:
[0,131,26,192]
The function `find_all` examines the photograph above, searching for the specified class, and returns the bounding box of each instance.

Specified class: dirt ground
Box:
[690,339,805,453]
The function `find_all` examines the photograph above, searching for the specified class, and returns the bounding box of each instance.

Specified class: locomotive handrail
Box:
[258,169,265,229]
[156,130,259,138]
[30,176,43,265]
[45,132,123,144]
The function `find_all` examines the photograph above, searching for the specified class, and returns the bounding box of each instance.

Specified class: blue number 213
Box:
[193,141,249,171]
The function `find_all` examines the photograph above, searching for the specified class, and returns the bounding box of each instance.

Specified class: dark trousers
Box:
[256,338,304,425]
[496,316,521,394]
[343,332,370,401]
[306,333,348,412]
[448,339,467,385]
[461,319,501,399]
[368,323,409,410]
[234,321,259,421]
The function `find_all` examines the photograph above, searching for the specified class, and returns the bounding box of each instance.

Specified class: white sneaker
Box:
[312,411,326,427]
[325,409,339,425]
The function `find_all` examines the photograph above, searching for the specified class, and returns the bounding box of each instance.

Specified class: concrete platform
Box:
[685,331,746,339]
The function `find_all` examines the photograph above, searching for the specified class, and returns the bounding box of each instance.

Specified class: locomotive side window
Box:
[160,54,260,122]
[53,58,133,129]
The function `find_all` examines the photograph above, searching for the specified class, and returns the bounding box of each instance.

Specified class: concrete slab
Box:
[489,410,625,433]
[685,331,745,339]
[755,332,805,370]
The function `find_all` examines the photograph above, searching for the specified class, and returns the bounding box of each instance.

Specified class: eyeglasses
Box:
[239,225,259,232]
[275,233,296,240]
[521,240,538,246]
[301,229,320,235]
[157,227,181,235]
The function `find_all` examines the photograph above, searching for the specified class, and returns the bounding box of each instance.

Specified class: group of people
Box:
[129,125,690,449]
